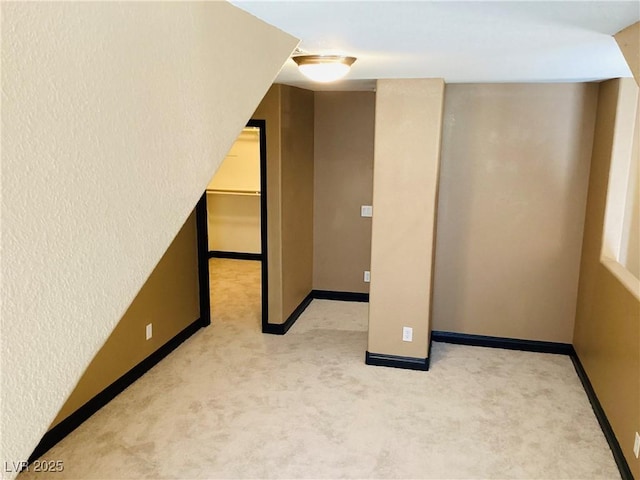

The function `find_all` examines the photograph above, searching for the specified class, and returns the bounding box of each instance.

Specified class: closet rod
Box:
[206,189,260,197]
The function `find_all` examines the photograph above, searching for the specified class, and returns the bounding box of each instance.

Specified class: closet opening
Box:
[204,120,268,331]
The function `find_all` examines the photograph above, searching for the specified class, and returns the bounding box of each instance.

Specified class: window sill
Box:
[601,256,640,301]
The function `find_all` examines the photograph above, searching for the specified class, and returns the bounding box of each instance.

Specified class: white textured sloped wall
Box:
[0,2,296,476]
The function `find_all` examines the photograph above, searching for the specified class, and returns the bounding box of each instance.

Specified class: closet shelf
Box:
[207,189,261,197]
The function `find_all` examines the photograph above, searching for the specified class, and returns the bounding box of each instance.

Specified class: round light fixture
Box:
[292,55,357,83]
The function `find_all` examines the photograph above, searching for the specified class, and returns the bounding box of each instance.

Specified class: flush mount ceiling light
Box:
[292,55,357,83]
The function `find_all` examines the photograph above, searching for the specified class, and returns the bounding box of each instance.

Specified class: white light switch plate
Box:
[634,432,640,458]
[364,271,370,283]
[146,323,153,340]
[361,205,373,217]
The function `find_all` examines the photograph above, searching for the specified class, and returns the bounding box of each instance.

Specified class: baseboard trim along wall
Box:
[263,290,370,335]
[431,330,574,355]
[571,354,634,480]
[311,289,369,302]
[365,351,430,371]
[263,292,314,335]
[208,250,262,261]
[431,330,632,479]
[28,318,203,465]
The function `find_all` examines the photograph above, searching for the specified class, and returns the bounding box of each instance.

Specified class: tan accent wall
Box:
[313,92,375,293]
[51,211,200,427]
[432,83,598,342]
[281,86,315,318]
[574,79,640,478]
[253,86,284,324]
[368,79,445,359]
[206,194,261,254]
[253,85,314,324]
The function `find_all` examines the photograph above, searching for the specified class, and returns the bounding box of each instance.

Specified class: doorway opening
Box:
[200,120,268,331]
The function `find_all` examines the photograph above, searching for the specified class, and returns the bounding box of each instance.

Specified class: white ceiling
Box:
[230,1,640,91]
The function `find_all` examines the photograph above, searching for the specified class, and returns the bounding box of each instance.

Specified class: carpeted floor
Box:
[20,258,620,479]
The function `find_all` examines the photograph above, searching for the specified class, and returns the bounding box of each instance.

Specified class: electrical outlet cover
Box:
[402,326,413,342]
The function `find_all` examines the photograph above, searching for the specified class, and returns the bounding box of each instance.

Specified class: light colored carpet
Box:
[20,258,620,479]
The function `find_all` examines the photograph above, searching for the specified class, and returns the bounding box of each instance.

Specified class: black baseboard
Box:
[312,290,369,302]
[365,351,430,371]
[571,354,633,480]
[263,292,314,335]
[208,251,262,261]
[262,290,368,335]
[431,331,574,355]
[28,318,203,464]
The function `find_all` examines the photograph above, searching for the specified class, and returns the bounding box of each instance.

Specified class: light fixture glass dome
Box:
[293,55,357,83]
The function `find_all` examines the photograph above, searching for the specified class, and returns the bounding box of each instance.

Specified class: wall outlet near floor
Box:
[145,323,153,341]
[634,431,640,458]
[364,270,371,283]
[402,326,413,342]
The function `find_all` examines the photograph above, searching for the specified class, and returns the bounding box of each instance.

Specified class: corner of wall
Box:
[253,85,284,325]
[280,85,315,320]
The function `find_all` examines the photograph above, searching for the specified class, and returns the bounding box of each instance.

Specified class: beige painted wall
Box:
[432,83,598,343]
[207,128,261,253]
[51,212,200,427]
[1,2,296,471]
[574,79,640,479]
[281,86,315,318]
[313,92,375,293]
[206,194,261,253]
[253,85,314,324]
[253,86,284,324]
[368,79,445,360]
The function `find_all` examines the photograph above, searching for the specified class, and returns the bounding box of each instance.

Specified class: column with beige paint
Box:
[253,86,284,325]
[367,79,445,369]
[252,84,314,326]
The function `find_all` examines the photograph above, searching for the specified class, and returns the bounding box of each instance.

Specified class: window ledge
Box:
[601,256,640,301]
